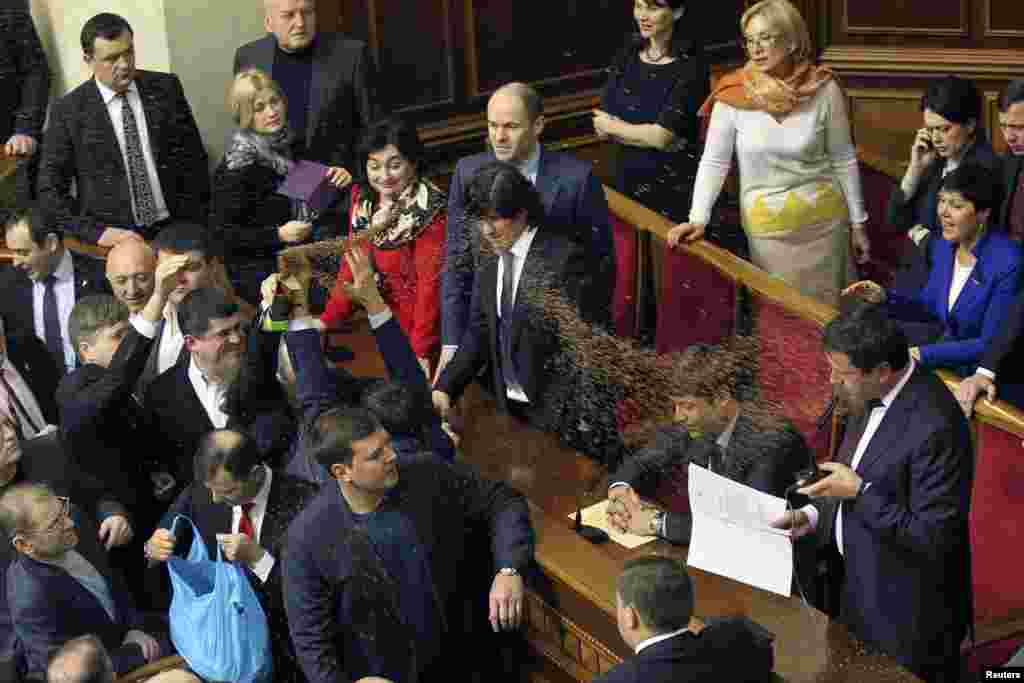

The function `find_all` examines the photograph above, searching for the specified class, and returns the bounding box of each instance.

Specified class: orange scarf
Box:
[699,61,835,117]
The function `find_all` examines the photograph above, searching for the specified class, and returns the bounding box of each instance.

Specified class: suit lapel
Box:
[534,150,563,215]
[306,38,331,147]
[135,74,165,166]
[510,232,553,351]
[178,364,215,431]
[853,374,918,477]
[85,79,128,182]
[1004,157,1024,226]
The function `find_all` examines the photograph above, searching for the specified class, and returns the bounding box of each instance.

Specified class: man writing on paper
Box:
[773,305,972,683]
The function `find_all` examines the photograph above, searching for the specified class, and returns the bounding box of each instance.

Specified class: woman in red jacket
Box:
[321,117,446,377]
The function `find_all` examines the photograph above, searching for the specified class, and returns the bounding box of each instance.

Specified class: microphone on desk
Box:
[788,394,836,494]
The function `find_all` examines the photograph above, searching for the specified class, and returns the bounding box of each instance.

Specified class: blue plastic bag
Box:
[167,515,273,683]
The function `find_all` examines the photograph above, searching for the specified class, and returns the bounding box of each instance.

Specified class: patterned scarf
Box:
[350,178,446,250]
[699,60,835,117]
[223,126,295,176]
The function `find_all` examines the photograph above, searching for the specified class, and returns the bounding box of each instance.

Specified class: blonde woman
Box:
[668,0,868,305]
[210,69,350,305]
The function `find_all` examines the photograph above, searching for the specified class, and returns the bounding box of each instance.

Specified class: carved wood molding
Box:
[840,0,969,37]
[524,590,622,681]
[821,46,1024,80]
[984,0,1024,38]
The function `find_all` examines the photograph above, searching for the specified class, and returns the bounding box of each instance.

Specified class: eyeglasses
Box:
[742,33,781,51]
[13,497,71,545]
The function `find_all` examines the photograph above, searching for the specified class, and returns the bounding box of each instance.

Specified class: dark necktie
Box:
[0,371,42,439]
[238,503,256,539]
[119,92,159,227]
[836,398,884,466]
[42,275,65,372]
[499,251,519,391]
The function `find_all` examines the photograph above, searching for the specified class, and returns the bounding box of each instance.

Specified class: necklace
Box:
[644,42,670,63]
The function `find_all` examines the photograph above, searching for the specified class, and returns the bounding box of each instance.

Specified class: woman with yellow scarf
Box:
[668,0,868,305]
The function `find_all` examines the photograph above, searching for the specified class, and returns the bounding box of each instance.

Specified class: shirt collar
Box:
[242,465,273,513]
[715,408,741,450]
[46,249,74,284]
[519,145,541,181]
[95,78,139,107]
[188,355,223,389]
[508,226,539,261]
[635,627,691,654]
[880,359,916,409]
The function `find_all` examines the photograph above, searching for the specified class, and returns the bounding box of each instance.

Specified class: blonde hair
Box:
[741,0,813,63]
[228,68,286,130]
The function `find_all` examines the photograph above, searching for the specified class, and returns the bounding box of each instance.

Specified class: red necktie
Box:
[238,503,256,539]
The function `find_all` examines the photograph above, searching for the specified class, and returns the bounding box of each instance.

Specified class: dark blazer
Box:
[0,2,48,142]
[886,137,1001,236]
[998,152,1023,229]
[441,148,615,345]
[7,507,149,677]
[614,412,808,545]
[37,70,210,244]
[56,328,155,511]
[885,229,1023,370]
[233,33,379,169]
[134,318,189,400]
[813,367,973,682]
[595,620,773,683]
[160,470,318,683]
[143,328,293,487]
[436,229,595,416]
[3,327,60,425]
[0,431,130,663]
[283,453,534,683]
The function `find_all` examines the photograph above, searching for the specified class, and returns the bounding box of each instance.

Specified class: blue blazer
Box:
[886,229,1023,369]
[441,148,614,345]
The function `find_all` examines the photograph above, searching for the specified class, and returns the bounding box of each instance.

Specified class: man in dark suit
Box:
[606,341,808,546]
[1,0,49,203]
[775,306,973,683]
[145,429,317,683]
[0,483,169,678]
[0,417,133,671]
[438,82,615,379]
[0,314,60,433]
[284,405,534,683]
[37,12,209,247]
[143,287,293,491]
[233,0,379,169]
[433,162,599,427]
[599,556,773,683]
[956,79,1024,414]
[0,206,110,374]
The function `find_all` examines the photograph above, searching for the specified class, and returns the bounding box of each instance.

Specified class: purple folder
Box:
[276,160,340,213]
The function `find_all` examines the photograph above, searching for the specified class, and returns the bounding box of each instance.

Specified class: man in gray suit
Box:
[233,0,380,170]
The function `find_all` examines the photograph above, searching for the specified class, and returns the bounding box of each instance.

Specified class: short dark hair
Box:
[47,634,115,683]
[465,161,545,226]
[823,305,909,374]
[2,204,63,245]
[68,294,129,357]
[362,379,427,436]
[194,429,262,483]
[356,116,425,197]
[80,13,132,57]
[617,556,694,633]
[151,222,215,261]
[921,75,982,128]
[177,287,239,338]
[999,78,1024,113]
[303,406,382,471]
[939,163,1001,213]
[668,336,758,401]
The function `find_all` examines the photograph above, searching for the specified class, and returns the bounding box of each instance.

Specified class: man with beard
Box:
[143,287,293,492]
[773,305,973,683]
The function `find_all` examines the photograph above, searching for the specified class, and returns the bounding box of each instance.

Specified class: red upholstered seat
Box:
[751,297,834,463]
[612,214,638,338]
[655,244,738,354]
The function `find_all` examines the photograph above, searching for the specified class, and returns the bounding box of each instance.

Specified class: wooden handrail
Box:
[115,655,186,682]
[603,183,1024,440]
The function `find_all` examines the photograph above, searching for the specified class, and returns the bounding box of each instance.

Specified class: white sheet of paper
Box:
[567,499,657,549]
[685,464,794,597]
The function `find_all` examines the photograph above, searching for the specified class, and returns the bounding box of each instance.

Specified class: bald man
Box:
[233,0,380,169]
[439,82,614,380]
[106,239,157,315]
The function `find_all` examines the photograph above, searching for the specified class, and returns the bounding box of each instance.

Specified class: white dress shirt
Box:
[0,359,50,438]
[947,260,975,313]
[803,360,916,553]
[496,227,539,403]
[95,79,170,224]
[231,465,276,582]
[634,627,690,654]
[156,304,186,374]
[31,249,77,371]
[187,356,229,429]
[518,144,541,185]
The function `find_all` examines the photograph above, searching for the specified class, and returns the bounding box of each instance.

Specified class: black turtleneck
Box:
[272,40,315,156]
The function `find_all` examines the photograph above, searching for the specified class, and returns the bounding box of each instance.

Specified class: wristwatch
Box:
[650,510,666,537]
[856,479,870,498]
[498,567,519,577]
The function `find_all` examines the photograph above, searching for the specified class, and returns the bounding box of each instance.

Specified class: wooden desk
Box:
[331,324,921,683]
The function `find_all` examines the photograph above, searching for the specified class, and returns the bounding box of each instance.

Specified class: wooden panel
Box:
[841,0,968,36]
[986,0,1024,37]
[846,89,921,178]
